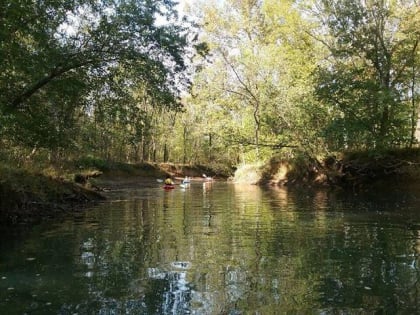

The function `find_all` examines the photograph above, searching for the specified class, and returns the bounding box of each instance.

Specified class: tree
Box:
[312,0,420,150]
[0,0,194,154]
[186,0,320,164]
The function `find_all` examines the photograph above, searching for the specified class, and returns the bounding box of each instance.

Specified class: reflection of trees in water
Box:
[224,265,248,303]
[147,266,192,314]
[26,183,420,313]
[315,223,420,312]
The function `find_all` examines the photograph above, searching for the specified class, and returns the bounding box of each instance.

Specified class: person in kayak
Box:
[164,175,174,185]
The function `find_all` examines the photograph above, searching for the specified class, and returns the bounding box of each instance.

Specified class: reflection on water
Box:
[1,181,420,314]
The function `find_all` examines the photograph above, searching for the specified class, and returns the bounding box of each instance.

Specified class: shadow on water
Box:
[1,180,420,314]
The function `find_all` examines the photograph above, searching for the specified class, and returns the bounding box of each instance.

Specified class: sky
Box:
[177,0,193,15]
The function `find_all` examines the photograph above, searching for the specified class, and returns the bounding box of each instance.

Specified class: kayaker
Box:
[164,175,174,185]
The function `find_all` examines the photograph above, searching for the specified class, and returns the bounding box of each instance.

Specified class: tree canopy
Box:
[181,0,419,165]
[0,0,196,155]
[1,0,419,167]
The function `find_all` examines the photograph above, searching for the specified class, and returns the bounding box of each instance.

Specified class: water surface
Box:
[1,181,420,314]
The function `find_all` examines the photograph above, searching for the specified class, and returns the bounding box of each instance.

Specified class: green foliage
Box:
[186,0,319,164]
[0,0,197,155]
[1,0,418,169]
[181,0,419,166]
[313,0,420,150]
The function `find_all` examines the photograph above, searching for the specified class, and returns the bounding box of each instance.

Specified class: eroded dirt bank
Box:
[0,172,105,225]
[257,148,420,190]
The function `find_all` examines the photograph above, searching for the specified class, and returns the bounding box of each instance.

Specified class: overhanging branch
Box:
[226,138,298,149]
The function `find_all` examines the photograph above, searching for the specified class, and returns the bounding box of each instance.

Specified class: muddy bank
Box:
[258,148,420,190]
[0,171,105,226]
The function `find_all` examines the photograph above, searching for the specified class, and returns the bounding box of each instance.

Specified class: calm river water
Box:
[1,180,420,314]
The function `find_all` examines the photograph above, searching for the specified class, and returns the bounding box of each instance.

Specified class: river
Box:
[1,180,420,314]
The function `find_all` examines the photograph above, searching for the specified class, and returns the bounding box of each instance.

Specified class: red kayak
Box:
[163,184,175,190]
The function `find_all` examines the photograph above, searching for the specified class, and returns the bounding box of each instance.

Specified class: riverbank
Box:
[2,148,419,226]
[254,148,420,190]
[0,161,231,226]
[0,167,104,225]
